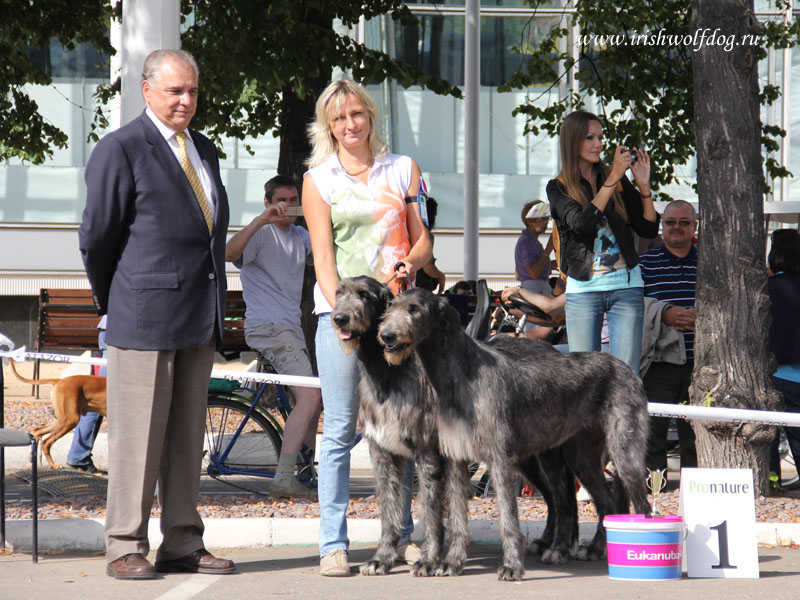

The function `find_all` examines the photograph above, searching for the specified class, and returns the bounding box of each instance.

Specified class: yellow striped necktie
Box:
[175,131,214,235]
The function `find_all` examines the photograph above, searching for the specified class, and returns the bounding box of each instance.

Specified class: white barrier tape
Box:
[4,348,800,421]
[0,347,321,389]
[648,401,800,427]
[209,368,320,389]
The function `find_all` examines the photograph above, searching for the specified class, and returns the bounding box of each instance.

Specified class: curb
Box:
[4,518,800,554]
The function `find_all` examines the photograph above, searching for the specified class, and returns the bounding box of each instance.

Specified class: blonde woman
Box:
[547,110,659,373]
[303,80,431,576]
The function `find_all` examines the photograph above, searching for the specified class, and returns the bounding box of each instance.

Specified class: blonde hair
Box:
[306,80,388,168]
[557,110,627,222]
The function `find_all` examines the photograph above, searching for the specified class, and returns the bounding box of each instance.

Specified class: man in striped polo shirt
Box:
[639,200,698,473]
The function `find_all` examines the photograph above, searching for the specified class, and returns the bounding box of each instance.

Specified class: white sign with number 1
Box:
[679,468,759,578]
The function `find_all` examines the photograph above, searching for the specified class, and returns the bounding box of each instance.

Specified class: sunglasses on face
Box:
[663,219,693,228]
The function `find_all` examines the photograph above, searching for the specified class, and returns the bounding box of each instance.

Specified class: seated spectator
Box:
[450,280,473,295]
[66,316,106,474]
[515,201,555,296]
[225,175,322,497]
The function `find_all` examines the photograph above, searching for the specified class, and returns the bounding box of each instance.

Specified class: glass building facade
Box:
[1,1,798,231]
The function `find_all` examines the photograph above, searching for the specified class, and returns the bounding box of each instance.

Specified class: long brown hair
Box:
[557,110,627,222]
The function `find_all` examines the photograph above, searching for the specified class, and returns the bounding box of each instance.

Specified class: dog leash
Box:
[384,261,415,293]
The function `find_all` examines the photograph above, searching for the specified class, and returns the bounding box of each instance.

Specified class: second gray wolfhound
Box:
[378,288,652,581]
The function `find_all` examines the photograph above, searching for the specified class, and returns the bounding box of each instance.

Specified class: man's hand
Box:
[662,305,695,332]
[256,201,288,226]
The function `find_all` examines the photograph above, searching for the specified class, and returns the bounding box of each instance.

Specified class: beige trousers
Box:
[104,340,215,563]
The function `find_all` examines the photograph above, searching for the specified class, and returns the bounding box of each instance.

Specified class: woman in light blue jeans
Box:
[565,288,644,373]
[315,314,415,557]
[546,110,659,372]
[303,80,432,574]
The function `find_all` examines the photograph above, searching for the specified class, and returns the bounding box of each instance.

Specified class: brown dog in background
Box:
[10,359,107,469]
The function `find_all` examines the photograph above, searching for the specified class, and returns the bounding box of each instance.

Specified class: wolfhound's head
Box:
[378,288,452,365]
[331,276,393,355]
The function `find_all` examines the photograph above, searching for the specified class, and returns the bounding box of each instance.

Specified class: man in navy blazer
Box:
[79,49,235,580]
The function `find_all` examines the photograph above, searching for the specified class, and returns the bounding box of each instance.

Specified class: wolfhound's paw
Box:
[497,564,524,581]
[576,544,606,562]
[541,548,570,565]
[359,559,394,576]
[410,560,439,577]
[435,561,463,577]
[526,539,547,556]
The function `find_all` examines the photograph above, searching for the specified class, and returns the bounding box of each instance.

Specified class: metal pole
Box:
[463,0,480,281]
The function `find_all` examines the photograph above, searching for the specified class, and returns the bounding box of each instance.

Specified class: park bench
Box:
[31,288,250,395]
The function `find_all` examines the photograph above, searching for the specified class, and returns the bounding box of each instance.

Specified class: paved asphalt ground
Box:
[2,544,800,600]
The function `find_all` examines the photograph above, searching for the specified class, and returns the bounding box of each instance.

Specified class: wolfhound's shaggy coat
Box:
[378,288,652,581]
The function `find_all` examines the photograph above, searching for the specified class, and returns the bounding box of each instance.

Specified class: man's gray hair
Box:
[142,49,199,83]
[665,199,697,221]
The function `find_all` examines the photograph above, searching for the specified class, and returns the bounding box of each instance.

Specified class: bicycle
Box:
[203,356,319,495]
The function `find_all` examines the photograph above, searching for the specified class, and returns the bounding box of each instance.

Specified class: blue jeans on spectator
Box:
[67,329,106,467]
[565,287,644,375]
[315,313,414,557]
[769,376,800,479]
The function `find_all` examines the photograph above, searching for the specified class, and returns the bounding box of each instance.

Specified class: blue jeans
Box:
[67,329,106,465]
[565,287,644,375]
[315,313,414,557]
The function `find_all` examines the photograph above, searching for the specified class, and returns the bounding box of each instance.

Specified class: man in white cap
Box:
[515,200,554,296]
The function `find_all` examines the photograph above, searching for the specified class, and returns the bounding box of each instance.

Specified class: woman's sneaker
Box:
[320,550,350,577]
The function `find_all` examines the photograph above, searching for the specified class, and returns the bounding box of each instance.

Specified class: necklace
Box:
[341,158,373,177]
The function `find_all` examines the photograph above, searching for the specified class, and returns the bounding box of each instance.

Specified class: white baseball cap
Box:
[525,202,550,219]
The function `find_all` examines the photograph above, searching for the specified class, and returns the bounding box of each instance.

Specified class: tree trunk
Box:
[277,72,330,374]
[690,0,783,496]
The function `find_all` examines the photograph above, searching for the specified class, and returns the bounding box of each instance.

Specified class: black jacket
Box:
[768,273,800,366]
[546,172,659,281]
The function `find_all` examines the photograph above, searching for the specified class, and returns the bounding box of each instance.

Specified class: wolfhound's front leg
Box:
[490,455,526,581]
[360,440,407,575]
[410,447,445,576]
[438,458,472,576]
[524,450,579,565]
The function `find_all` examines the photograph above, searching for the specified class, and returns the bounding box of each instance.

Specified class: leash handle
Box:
[393,261,415,292]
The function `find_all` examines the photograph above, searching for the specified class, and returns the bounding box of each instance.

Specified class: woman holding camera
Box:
[546,110,659,373]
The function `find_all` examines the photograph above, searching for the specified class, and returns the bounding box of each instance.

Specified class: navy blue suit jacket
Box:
[79,111,229,350]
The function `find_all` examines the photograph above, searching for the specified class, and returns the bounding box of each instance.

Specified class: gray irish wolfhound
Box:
[378,288,652,581]
[330,276,472,576]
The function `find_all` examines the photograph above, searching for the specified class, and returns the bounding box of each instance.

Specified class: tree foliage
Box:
[500,0,800,195]
[175,1,461,154]
[0,0,113,163]
[2,1,461,167]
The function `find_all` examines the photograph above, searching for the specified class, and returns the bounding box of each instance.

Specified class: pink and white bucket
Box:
[603,514,684,581]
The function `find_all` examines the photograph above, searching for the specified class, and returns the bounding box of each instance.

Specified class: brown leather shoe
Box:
[106,553,157,580]
[155,549,236,574]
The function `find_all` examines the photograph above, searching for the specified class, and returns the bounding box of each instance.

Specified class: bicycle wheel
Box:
[204,395,282,494]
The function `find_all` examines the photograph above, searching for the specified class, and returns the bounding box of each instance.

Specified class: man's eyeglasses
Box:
[663,219,693,228]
